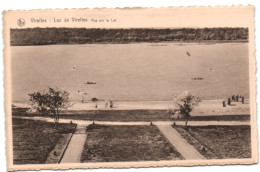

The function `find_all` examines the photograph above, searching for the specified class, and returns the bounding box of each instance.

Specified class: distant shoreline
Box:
[11,27,248,46]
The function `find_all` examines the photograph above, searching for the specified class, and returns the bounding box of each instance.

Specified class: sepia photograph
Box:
[3,6,257,171]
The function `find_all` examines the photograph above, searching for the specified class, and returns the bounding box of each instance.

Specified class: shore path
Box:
[13,116,250,126]
[60,125,88,163]
[157,125,204,159]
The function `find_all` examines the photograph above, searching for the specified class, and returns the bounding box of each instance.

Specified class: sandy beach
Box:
[13,99,250,117]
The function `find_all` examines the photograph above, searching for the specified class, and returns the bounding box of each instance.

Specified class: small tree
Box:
[28,87,70,123]
[170,91,200,127]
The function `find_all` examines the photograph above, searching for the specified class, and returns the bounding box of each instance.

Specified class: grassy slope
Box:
[81,125,183,162]
[12,118,77,164]
[174,125,251,159]
[13,108,250,122]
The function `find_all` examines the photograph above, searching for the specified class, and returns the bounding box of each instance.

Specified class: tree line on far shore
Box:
[11,27,248,46]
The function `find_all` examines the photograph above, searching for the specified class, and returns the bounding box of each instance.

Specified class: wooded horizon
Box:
[10,27,248,46]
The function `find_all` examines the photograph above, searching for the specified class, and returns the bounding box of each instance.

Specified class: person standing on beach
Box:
[223,100,226,107]
[110,101,113,108]
[236,95,239,102]
[232,95,235,102]
[228,98,231,105]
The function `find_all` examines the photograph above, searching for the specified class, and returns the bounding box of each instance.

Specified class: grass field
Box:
[13,108,250,122]
[174,125,251,159]
[12,118,77,164]
[81,125,183,162]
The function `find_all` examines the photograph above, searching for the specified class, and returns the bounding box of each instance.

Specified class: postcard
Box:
[3,6,257,171]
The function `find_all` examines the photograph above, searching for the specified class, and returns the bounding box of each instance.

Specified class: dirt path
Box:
[13,116,250,126]
[60,125,87,163]
[157,125,204,160]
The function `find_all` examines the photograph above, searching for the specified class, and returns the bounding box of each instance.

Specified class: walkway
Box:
[157,125,204,160]
[60,125,87,163]
[13,116,250,126]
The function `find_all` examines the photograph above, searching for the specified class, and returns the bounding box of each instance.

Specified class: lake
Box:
[11,42,249,102]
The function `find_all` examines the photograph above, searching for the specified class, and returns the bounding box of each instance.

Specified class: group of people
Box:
[222,95,245,107]
[95,100,114,109]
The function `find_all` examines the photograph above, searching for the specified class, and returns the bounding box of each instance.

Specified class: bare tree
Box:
[28,87,70,123]
[170,91,200,127]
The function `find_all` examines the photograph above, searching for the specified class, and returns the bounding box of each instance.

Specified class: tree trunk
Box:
[185,114,189,128]
[56,109,59,123]
[53,111,57,123]
[185,119,188,127]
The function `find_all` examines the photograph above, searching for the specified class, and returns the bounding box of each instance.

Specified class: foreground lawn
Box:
[174,125,251,159]
[13,108,250,122]
[12,118,77,164]
[81,125,182,162]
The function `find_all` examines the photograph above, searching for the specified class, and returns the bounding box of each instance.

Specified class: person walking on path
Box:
[54,116,59,124]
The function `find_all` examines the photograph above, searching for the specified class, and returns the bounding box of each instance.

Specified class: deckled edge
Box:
[3,6,258,171]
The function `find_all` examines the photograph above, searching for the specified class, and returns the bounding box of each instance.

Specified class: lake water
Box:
[11,42,249,102]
